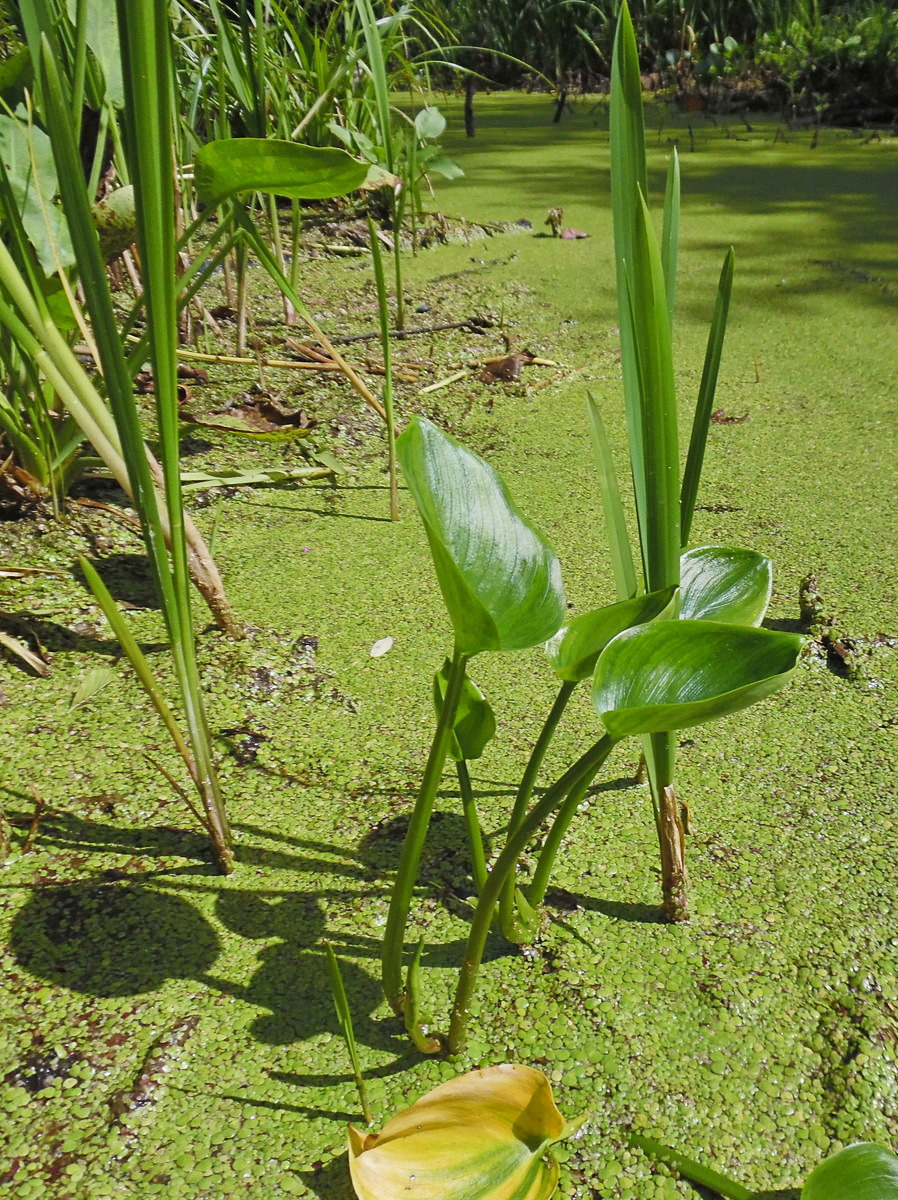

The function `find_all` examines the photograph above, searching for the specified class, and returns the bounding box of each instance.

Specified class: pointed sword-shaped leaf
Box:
[397,417,566,655]
[586,394,638,601]
[433,659,497,761]
[680,546,773,626]
[348,1065,572,1200]
[661,147,680,327]
[802,1143,898,1200]
[592,620,803,738]
[680,247,735,546]
[547,586,676,682]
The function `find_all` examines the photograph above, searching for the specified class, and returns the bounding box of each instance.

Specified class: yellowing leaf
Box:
[348,1064,575,1200]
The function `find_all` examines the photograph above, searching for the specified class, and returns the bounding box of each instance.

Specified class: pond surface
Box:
[1,94,896,1199]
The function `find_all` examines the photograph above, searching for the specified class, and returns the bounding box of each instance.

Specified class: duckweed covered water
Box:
[1,96,896,1197]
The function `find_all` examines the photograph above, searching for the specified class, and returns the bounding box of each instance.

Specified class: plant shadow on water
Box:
[296,1153,357,1200]
[74,551,162,610]
[9,879,223,996]
[6,807,485,1086]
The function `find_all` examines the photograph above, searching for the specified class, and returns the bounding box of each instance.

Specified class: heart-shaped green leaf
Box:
[414,105,447,140]
[398,417,566,655]
[547,587,676,682]
[194,139,378,208]
[433,659,496,761]
[802,1143,898,1200]
[680,546,773,625]
[592,620,803,738]
[348,1064,572,1200]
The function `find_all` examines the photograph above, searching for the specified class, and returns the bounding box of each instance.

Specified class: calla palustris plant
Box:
[381,415,565,1029]
[447,613,801,1054]
[384,3,804,1053]
[500,545,774,943]
[348,1065,581,1200]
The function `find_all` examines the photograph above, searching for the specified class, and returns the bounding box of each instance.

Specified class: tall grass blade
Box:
[609,2,648,556]
[586,394,637,601]
[367,216,398,519]
[324,943,373,1124]
[77,555,198,788]
[628,191,679,593]
[680,247,735,547]
[115,0,231,871]
[661,147,679,329]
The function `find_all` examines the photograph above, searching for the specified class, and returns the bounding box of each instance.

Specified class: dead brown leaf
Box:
[180,397,316,438]
[710,409,749,424]
[479,351,535,383]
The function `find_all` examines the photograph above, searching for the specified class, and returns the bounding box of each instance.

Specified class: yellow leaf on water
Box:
[348,1064,576,1200]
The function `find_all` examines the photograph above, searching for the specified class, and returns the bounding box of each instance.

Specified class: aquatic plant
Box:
[382,2,804,1054]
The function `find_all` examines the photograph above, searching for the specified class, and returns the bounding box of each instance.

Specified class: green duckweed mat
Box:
[1,94,896,1198]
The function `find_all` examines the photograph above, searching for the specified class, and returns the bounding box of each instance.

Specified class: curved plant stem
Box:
[381,646,469,1016]
[522,766,594,927]
[628,1131,753,1200]
[499,679,577,939]
[449,734,616,1055]
[456,760,487,894]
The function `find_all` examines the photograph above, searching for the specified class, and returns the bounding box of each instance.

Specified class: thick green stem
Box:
[381,647,469,1015]
[456,760,487,894]
[449,735,616,1055]
[499,680,577,939]
[648,730,687,921]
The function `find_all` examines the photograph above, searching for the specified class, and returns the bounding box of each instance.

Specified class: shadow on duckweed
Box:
[6,809,487,1054]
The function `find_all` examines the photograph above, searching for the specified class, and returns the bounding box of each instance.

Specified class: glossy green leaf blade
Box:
[593,620,802,738]
[609,2,648,534]
[586,394,638,600]
[194,140,373,208]
[680,247,735,546]
[680,546,773,626]
[397,417,566,655]
[629,189,680,593]
[433,658,496,761]
[660,147,680,327]
[802,1143,898,1200]
[0,113,75,272]
[547,587,676,682]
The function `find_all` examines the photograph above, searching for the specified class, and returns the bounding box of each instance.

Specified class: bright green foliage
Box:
[634,1133,898,1199]
[194,139,382,208]
[547,587,675,683]
[679,546,773,625]
[433,659,496,762]
[396,417,566,656]
[802,1143,898,1200]
[592,621,803,738]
